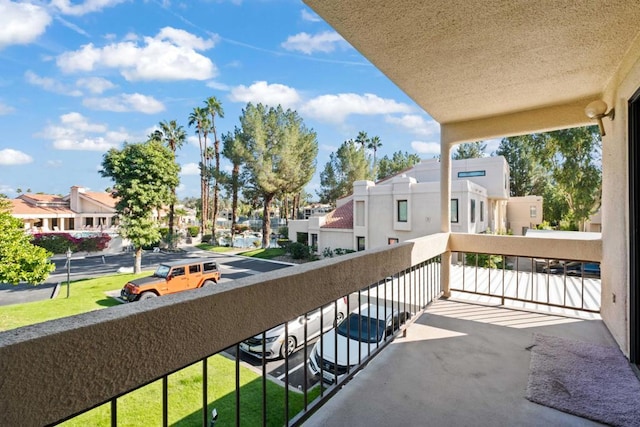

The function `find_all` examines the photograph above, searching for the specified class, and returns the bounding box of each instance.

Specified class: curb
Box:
[51,283,60,299]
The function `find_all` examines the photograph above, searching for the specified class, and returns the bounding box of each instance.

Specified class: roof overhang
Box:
[304,1,640,143]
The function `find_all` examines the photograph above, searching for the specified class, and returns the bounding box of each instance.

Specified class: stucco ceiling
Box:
[304,1,640,126]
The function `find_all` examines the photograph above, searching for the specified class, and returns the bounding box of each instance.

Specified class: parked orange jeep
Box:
[120,259,221,302]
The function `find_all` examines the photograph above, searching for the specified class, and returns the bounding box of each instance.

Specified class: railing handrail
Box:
[0,233,448,426]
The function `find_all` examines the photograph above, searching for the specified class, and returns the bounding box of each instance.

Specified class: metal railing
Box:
[451,253,601,312]
[0,232,602,426]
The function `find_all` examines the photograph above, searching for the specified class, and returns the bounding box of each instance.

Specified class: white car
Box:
[308,304,411,383]
[240,297,349,359]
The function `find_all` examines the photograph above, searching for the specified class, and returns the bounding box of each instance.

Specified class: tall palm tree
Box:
[355,131,369,151]
[204,96,225,241]
[149,120,186,248]
[222,129,245,241]
[367,135,382,178]
[188,107,211,237]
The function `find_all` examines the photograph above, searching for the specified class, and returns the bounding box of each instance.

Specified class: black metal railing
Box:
[57,256,441,427]
[450,252,601,313]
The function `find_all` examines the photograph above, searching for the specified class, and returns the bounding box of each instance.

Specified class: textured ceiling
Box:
[304,0,640,125]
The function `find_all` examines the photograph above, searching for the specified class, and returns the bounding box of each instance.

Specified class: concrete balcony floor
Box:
[304,299,616,427]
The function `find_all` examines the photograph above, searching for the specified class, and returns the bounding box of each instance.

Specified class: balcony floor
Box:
[304,299,617,427]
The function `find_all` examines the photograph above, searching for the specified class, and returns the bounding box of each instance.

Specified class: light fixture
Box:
[584,100,615,136]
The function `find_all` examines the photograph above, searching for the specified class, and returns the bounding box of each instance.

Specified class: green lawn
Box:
[0,273,321,425]
[195,243,237,252]
[237,247,286,259]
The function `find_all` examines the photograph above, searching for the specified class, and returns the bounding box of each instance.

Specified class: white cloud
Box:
[0,148,33,165]
[76,76,116,94]
[0,102,14,115]
[229,81,301,109]
[83,93,165,114]
[386,114,439,137]
[51,0,126,16]
[0,1,51,49]
[206,80,230,91]
[187,135,200,146]
[411,141,440,155]
[25,71,82,96]
[484,138,502,154]
[56,27,218,81]
[38,112,130,151]
[181,162,200,175]
[302,93,412,123]
[46,160,63,168]
[281,31,346,55]
[301,9,321,22]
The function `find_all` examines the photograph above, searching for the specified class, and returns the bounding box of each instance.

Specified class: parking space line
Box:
[276,361,305,381]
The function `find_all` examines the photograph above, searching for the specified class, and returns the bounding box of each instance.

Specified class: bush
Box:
[277,239,291,251]
[334,248,355,256]
[289,242,311,260]
[188,226,200,237]
[278,226,289,239]
[464,252,504,269]
[201,234,213,244]
[31,233,112,254]
[322,247,334,258]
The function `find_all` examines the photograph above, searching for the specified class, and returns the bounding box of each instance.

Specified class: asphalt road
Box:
[0,250,291,306]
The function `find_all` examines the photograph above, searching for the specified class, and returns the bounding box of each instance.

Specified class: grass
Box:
[1,272,321,425]
[237,247,286,259]
[195,243,237,252]
[0,272,150,332]
[62,355,321,427]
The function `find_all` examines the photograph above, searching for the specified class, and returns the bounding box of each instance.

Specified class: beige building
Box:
[290,156,531,254]
[10,186,117,232]
[507,195,544,235]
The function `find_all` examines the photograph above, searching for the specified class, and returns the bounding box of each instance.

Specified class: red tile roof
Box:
[10,198,74,216]
[321,202,353,229]
[82,192,117,208]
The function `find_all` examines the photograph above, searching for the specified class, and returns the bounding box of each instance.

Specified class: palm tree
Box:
[188,107,211,237]
[222,129,245,241]
[367,135,382,177]
[149,120,186,248]
[204,96,225,241]
[355,131,369,151]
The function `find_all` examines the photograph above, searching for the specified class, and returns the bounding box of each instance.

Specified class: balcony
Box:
[0,232,606,426]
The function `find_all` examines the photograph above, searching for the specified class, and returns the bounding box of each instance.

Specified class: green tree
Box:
[0,197,55,284]
[376,150,421,180]
[204,96,224,240]
[544,127,602,230]
[149,119,186,248]
[222,128,246,240]
[495,136,546,197]
[318,139,373,204]
[367,135,382,175]
[101,140,179,272]
[238,103,318,247]
[188,107,211,237]
[452,141,487,159]
[355,130,369,151]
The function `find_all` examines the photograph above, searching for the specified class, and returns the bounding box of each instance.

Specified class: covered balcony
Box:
[2,1,640,426]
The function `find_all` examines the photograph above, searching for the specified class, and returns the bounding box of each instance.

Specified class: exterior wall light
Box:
[584,100,615,136]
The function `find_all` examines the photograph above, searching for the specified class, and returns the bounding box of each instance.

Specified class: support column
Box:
[440,140,452,297]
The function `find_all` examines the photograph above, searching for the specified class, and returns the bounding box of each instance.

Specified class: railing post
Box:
[441,251,451,298]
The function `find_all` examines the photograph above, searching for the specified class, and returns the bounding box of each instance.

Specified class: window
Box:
[203,262,218,272]
[388,238,399,245]
[458,170,486,178]
[355,201,365,226]
[530,205,537,218]
[397,200,408,222]
[480,201,484,222]
[470,199,476,223]
[311,233,318,249]
[189,264,201,274]
[451,199,459,223]
[172,267,185,277]
[357,236,365,251]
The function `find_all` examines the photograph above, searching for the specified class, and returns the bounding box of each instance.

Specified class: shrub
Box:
[31,233,111,254]
[322,247,334,258]
[278,226,289,239]
[187,226,200,237]
[289,242,311,260]
[333,248,355,256]
[201,234,213,244]
[464,252,504,269]
[277,239,291,251]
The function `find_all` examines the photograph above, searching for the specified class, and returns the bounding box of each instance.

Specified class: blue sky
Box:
[0,0,500,200]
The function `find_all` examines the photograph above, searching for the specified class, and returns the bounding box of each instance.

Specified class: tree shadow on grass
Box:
[96,297,123,308]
